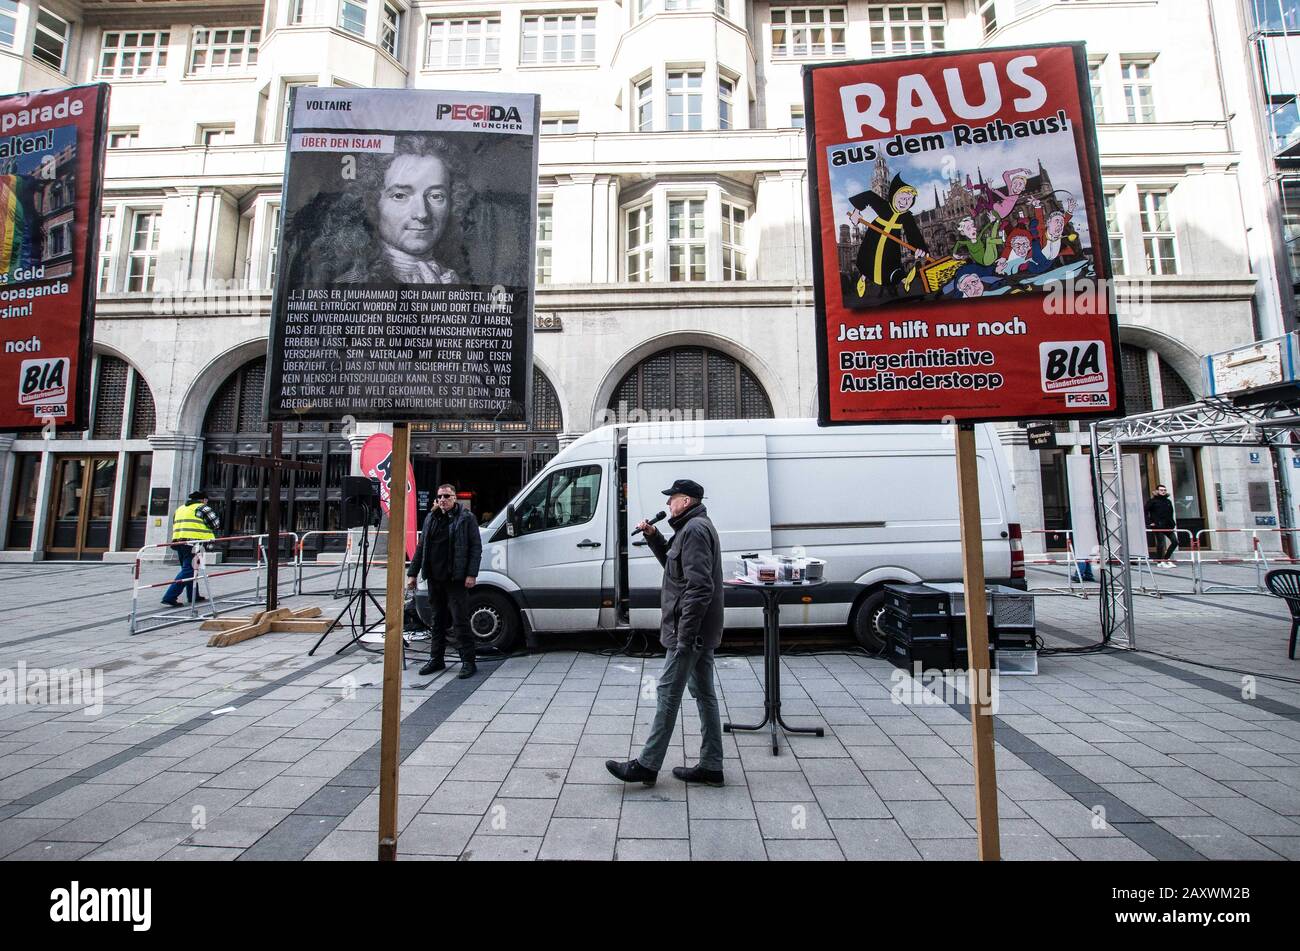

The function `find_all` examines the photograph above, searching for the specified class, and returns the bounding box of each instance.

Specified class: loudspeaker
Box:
[341,476,381,528]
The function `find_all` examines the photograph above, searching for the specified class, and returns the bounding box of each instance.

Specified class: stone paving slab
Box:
[1,563,1300,860]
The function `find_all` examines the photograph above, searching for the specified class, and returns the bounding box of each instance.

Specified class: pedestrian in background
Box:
[1146,484,1178,568]
[161,490,220,607]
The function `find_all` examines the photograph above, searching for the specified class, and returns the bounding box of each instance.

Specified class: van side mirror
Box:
[505,504,516,538]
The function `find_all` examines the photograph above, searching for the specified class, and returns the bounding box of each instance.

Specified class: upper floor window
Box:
[668,197,706,281]
[666,70,703,131]
[770,6,845,59]
[99,31,170,79]
[266,204,282,289]
[635,77,654,131]
[108,129,140,149]
[718,76,735,130]
[381,3,402,56]
[541,115,579,134]
[626,203,654,281]
[201,125,236,146]
[1088,60,1106,122]
[722,201,747,281]
[189,27,261,74]
[98,210,117,293]
[790,106,805,129]
[1104,191,1125,276]
[520,13,596,65]
[127,211,162,293]
[977,0,997,36]
[536,201,553,285]
[1122,60,1155,122]
[32,8,71,73]
[0,1,17,49]
[426,16,499,69]
[868,4,945,56]
[339,0,368,36]
[665,0,726,11]
[1139,189,1177,275]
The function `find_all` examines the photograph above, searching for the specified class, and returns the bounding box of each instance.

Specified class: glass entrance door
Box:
[45,456,118,559]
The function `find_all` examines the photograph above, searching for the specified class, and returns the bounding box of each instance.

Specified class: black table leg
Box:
[724,593,773,735]
[771,596,825,739]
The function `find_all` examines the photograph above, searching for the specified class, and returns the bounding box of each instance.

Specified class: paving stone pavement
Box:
[0,560,1297,860]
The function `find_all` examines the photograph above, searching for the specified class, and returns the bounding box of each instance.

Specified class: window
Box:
[668,198,705,281]
[514,465,601,535]
[426,17,499,69]
[667,70,703,131]
[520,13,596,65]
[189,27,260,74]
[46,221,70,258]
[98,211,117,293]
[626,204,653,281]
[718,75,735,130]
[1122,60,1155,122]
[32,8,71,72]
[790,107,805,129]
[290,0,320,25]
[381,2,402,56]
[978,0,997,36]
[770,6,845,58]
[541,116,579,134]
[1088,60,1106,122]
[0,1,17,49]
[868,4,945,56]
[1104,191,1125,276]
[281,81,314,141]
[339,0,368,36]
[1139,189,1177,274]
[108,129,139,149]
[536,202,553,285]
[665,0,726,11]
[127,211,162,293]
[609,346,773,420]
[98,31,170,79]
[266,204,282,288]
[635,78,654,131]
[722,201,747,281]
[201,126,236,146]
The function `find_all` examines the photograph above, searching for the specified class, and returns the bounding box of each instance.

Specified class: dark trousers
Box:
[428,578,474,663]
[1151,530,1179,561]
[162,543,197,603]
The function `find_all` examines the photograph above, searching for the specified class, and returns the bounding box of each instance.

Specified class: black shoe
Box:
[457,662,477,680]
[672,764,725,786]
[606,759,658,786]
[418,658,446,676]
[160,599,180,607]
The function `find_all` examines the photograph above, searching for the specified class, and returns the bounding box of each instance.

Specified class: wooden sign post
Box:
[377,421,410,862]
[955,423,1000,861]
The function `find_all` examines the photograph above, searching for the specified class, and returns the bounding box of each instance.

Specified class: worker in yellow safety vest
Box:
[161,490,221,607]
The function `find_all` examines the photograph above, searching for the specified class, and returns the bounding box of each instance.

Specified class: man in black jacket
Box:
[607,479,726,787]
[1145,483,1178,567]
[406,483,482,678]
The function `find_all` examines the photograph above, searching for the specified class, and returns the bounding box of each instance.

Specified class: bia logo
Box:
[1039,341,1108,394]
[18,357,69,406]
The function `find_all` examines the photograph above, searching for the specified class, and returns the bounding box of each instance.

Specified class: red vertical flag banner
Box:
[0,84,110,432]
[359,432,418,558]
[804,44,1122,425]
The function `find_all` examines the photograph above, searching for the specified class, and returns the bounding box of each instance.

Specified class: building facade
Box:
[0,0,1290,560]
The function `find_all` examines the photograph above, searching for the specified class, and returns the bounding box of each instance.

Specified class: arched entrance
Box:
[409,368,564,526]
[606,345,774,420]
[201,355,352,559]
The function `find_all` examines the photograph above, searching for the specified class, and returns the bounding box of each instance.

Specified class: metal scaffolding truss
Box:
[1090,392,1300,649]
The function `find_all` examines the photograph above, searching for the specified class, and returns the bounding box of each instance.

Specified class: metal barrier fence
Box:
[1192,529,1284,595]
[296,530,357,597]
[129,532,298,635]
[1022,529,1089,597]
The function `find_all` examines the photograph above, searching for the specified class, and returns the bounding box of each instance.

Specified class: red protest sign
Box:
[804,44,1122,425]
[0,84,110,432]
[359,432,419,558]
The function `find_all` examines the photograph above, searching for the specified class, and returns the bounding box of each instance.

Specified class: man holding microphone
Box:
[607,479,726,787]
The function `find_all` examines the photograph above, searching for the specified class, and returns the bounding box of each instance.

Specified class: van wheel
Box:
[850,590,888,653]
[468,590,520,653]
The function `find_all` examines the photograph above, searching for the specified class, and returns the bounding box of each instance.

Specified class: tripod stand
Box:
[310,508,388,656]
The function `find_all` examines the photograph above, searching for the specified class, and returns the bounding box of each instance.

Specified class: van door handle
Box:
[577,539,601,549]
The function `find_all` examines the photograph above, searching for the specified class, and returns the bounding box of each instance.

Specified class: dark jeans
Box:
[162,543,198,603]
[428,578,474,663]
[1151,530,1179,561]
[638,645,723,773]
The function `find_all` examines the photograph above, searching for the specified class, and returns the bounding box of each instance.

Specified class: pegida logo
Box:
[50,881,151,931]
[435,103,523,123]
[18,357,69,406]
[1039,341,1108,394]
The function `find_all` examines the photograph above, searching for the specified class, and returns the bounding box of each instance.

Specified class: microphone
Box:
[632,510,666,537]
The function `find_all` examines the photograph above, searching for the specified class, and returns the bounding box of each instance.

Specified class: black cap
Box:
[661,479,704,499]
[188,490,209,502]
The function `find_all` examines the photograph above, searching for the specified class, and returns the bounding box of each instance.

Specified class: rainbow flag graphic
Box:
[0,173,39,280]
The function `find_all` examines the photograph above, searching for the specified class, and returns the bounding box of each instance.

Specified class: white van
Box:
[461,418,1024,652]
